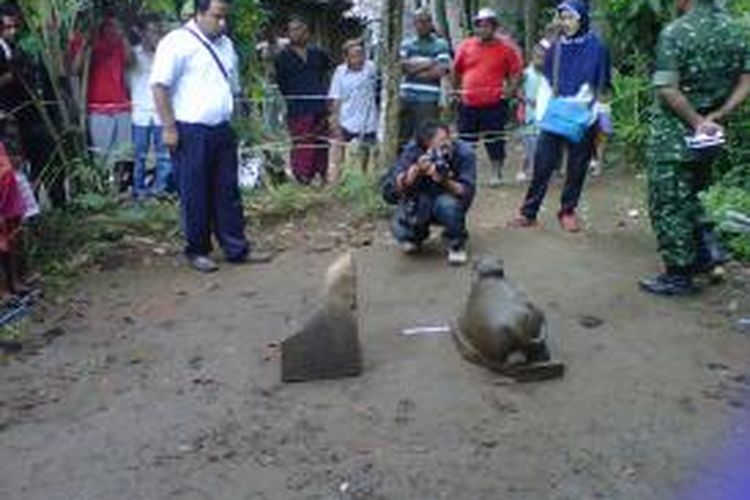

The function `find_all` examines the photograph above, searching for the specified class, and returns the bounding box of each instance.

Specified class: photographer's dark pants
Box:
[391,193,468,250]
[172,122,249,261]
[520,128,596,221]
[457,101,508,163]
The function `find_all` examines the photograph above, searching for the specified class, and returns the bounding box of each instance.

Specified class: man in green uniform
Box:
[640,0,750,296]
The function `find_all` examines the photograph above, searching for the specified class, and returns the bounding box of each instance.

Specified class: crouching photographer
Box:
[382,121,477,266]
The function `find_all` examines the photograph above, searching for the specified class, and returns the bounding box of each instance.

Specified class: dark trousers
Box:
[287,112,329,184]
[399,100,440,148]
[172,122,249,260]
[521,128,596,220]
[457,101,509,162]
[341,128,377,144]
[391,193,468,249]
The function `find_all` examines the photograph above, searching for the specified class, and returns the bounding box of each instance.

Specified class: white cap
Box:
[473,7,498,23]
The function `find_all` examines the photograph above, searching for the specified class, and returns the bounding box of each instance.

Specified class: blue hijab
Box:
[545,0,611,98]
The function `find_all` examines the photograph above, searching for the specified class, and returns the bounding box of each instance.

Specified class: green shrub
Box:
[702,183,750,262]
[244,183,327,221]
[611,71,652,171]
[335,168,391,220]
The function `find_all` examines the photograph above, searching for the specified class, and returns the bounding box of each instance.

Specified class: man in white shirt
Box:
[328,39,379,180]
[151,0,249,273]
[129,14,172,199]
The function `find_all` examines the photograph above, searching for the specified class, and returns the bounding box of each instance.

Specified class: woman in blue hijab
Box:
[511,0,612,232]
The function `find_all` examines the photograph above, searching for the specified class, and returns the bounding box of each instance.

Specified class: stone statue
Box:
[281,252,362,382]
[455,257,564,382]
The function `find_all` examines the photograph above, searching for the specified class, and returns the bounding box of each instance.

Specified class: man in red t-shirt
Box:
[454,8,522,186]
[70,16,133,185]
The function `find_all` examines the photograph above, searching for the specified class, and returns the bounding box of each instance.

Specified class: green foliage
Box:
[27,201,180,289]
[142,0,184,17]
[242,161,390,224]
[610,70,652,170]
[597,0,673,73]
[700,100,750,262]
[702,182,750,262]
[16,0,91,169]
[244,183,328,221]
[334,168,391,220]
[713,103,750,186]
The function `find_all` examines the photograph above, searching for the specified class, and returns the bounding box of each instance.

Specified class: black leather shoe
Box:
[639,273,698,297]
[227,250,275,265]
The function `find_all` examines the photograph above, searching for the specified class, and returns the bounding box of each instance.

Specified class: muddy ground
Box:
[1,162,750,500]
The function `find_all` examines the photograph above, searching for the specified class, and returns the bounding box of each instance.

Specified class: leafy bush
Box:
[596,0,673,73]
[244,183,327,222]
[335,168,390,220]
[702,182,750,262]
[610,71,652,170]
[26,199,181,290]
[700,99,750,262]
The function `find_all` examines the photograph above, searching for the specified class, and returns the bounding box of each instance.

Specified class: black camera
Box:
[428,145,452,178]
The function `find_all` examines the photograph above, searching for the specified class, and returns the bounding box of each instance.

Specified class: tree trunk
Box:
[524,0,540,54]
[434,0,451,45]
[379,0,404,171]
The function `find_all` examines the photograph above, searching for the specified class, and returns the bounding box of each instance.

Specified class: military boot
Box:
[639,267,698,297]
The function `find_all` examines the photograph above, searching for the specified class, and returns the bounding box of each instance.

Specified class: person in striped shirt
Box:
[398,9,452,149]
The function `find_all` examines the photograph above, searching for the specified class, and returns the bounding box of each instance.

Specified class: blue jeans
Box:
[391,193,468,250]
[132,123,172,197]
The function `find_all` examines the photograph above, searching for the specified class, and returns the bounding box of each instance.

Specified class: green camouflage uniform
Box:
[647,0,750,269]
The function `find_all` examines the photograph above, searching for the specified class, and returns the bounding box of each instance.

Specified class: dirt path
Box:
[1,168,750,500]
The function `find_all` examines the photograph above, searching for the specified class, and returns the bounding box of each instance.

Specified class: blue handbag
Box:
[539,43,594,143]
[539,98,593,143]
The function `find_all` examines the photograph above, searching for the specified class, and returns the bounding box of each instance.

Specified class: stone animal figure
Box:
[281,252,362,383]
[455,257,564,382]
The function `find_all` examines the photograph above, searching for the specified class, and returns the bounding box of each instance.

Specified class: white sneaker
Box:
[515,171,529,183]
[400,241,420,255]
[447,247,468,266]
[590,161,602,177]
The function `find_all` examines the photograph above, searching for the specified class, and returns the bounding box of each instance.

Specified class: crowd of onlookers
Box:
[0,3,181,298]
[0,0,747,299]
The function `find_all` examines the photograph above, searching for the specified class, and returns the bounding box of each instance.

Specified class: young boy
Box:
[129,14,172,199]
[517,43,546,183]
[328,39,379,181]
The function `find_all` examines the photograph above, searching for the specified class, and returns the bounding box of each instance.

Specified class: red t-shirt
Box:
[454,37,523,108]
[70,25,131,114]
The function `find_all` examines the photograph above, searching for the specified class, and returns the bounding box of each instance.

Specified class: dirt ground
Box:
[1,159,750,500]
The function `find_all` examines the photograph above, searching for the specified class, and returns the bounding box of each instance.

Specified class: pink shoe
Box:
[558,212,581,233]
[507,213,541,229]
